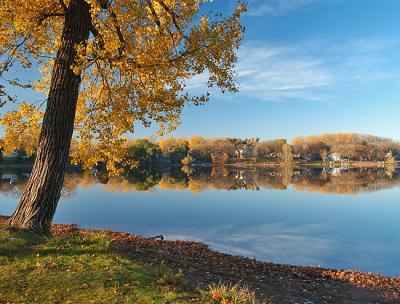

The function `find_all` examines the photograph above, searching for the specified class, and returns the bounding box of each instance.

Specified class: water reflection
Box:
[1,165,399,276]
[2,166,400,198]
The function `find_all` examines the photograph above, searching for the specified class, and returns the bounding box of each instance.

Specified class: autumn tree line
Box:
[124,133,400,167]
[124,136,292,166]
[2,133,399,167]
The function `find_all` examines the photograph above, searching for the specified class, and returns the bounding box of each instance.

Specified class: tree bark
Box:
[7,0,91,233]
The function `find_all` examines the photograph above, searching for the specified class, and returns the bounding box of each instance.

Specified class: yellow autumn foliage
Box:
[1,103,43,155]
[0,0,245,175]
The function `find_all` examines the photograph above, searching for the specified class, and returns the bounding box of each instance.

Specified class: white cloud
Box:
[326,38,400,86]
[247,0,322,16]
[164,223,335,266]
[186,37,400,103]
[208,223,333,265]
[158,221,399,272]
[235,45,334,101]
[186,43,335,102]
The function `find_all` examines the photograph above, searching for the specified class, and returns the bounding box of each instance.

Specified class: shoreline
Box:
[218,161,398,169]
[2,160,398,170]
[1,216,398,303]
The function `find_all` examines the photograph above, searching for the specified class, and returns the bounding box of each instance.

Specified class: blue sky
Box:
[135,0,400,140]
[2,0,400,141]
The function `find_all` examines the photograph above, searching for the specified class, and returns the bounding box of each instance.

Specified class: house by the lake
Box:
[327,153,341,162]
[234,144,253,159]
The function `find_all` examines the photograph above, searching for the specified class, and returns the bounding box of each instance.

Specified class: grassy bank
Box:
[0,227,262,304]
[1,219,399,304]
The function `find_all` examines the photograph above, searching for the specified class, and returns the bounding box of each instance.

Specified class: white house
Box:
[234,145,253,159]
[327,153,341,162]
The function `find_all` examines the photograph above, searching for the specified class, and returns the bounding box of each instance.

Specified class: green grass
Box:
[0,228,199,304]
[0,228,266,304]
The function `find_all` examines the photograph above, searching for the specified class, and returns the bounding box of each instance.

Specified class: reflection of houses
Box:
[234,145,253,159]
[2,152,19,159]
[326,167,341,176]
[0,172,30,185]
[234,170,253,182]
[1,173,18,184]
[234,170,245,180]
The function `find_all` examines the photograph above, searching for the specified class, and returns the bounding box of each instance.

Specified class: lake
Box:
[1,165,399,277]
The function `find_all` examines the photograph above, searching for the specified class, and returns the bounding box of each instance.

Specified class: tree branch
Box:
[108,8,125,54]
[58,0,68,11]
[36,12,65,25]
[146,0,163,34]
[156,0,184,37]
[90,22,105,49]
[87,0,206,69]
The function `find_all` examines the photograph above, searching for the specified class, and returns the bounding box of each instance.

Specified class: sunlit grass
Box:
[0,228,194,303]
[0,227,268,304]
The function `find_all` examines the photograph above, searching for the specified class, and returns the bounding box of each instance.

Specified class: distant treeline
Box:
[2,133,399,166]
[123,133,400,166]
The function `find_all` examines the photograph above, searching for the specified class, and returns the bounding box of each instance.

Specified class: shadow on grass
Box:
[0,228,109,258]
[0,227,197,304]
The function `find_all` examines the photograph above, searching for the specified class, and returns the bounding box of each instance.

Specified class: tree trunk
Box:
[7,0,91,233]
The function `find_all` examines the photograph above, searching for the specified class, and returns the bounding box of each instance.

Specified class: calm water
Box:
[1,166,399,276]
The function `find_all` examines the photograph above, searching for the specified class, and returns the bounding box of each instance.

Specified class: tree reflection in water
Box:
[1,166,400,198]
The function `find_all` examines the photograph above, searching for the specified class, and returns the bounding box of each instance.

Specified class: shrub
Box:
[156,261,185,292]
[201,282,268,304]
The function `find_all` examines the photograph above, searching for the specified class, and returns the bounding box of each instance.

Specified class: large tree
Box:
[0,0,245,232]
